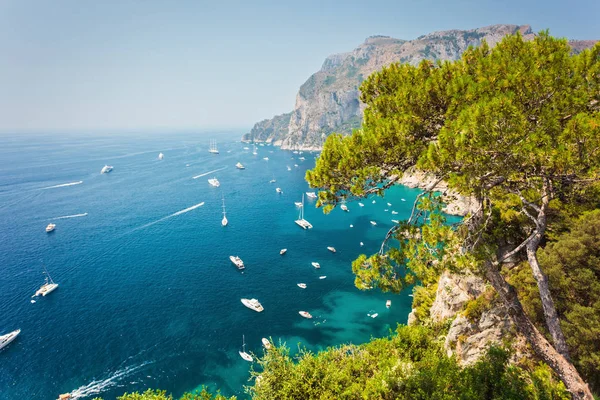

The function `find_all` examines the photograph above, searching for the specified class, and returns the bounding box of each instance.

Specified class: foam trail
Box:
[192,167,227,179]
[51,213,88,220]
[133,202,205,232]
[67,361,152,399]
[41,181,83,190]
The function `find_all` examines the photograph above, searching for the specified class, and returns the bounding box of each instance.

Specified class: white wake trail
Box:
[41,181,83,190]
[192,167,227,179]
[131,201,205,232]
[50,213,88,220]
[66,361,152,399]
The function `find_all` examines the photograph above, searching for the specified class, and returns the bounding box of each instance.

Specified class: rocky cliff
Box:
[244,24,596,150]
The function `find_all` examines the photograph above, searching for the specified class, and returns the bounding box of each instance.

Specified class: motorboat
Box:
[241,298,264,312]
[46,223,56,233]
[276,187,283,194]
[35,266,58,297]
[269,179,277,183]
[391,211,398,215]
[292,151,299,154]
[370,221,377,226]
[358,202,364,207]
[295,194,313,229]
[392,219,400,224]
[294,164,298,167]
[221,198,228,227]
[386,300,391,308]
[350,224,353,228]
[387,202,392,206]
[319,276,326,279]
[263,157,269,161]
[384,209,388,212]
[299,157,305,161]
[311,262,320,269]
[208,177,220,187]
[299,311,313,319]
[0,329,20,351]
[243,147,250,150]
[230,256,245,270]
[297,283,307,289]
[360,242,364,246]
[372,200,376,204]
[280,249,287,255]
[236,162,245,169]
[305,192,317,199]
[327,247,336,253]
[209,139,219,154]
[369,313,379,318]
[287,166,292,171]
[158,152,164,160]
[239,335,253,361]
[100,165,113,174]
[401,198,406,202]
[262,338,271,349]
[340,204,349,212]
[294,201,303,207]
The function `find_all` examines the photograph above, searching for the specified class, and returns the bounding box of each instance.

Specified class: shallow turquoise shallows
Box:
[0,132,420,399]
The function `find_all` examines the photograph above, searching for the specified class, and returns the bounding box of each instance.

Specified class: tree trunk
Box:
[485,262,593,400]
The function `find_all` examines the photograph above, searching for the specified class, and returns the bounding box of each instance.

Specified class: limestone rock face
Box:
[242,112,292,143]
[430,271,486,323]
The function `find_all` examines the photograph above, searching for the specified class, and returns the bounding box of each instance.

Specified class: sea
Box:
[0,131,422,399]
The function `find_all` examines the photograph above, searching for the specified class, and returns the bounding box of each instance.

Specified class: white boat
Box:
[299,157,305,161]
[276,187,283,194]
[299,311,313,319]
[319,276,327,279]
[387,202,392,206]
[372,200,376,204]
[384,209,389,212]
[340,204,349,212]
[287,166,292,171]
[391,211,398,215]
[370,313,379,318]
[360,242,364,246]
[386,300,391,308]
[262,338,271,349]
[350,224,353,228]
[270,179,277,183]
[158,152,164,160]
[236,162,245,169]
[311,262,320,269]
[0,329,20,351]
[243,147,250,150]
[327,247,336,253]
[297,283,307,289]
[306,192,317,199]
[295,194,313,229]
[221,198,228,227]
[294,201,303,207]
[46,223,56,233]
[230,256,245,270]
[292,151,299,154]
[280,249,287,255]
[392,219,400,224]
[358,202,364,207]
[35,266,58,297]
[239,335,253,362]
[252,145,258,155]
[370,221,377,226]
[241,298,264,312]
[100,165,113,174]
[401,198,406,202]
[263,157,269,161]
[294,164,299,167]
[208,177,220,187]
[209,139,219,154]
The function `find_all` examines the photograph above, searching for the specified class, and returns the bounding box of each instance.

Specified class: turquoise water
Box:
[0,132,421,399]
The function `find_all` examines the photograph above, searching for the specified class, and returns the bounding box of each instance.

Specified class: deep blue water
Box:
[0,131,421,399]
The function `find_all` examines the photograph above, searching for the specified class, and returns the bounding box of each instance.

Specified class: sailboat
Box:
[295,194,313,229]
[221,197,228,227]
[209,139,219,154]
[252,145,258,155]
[158,152,164,160]
[35,265,58,297]
[239,335,253,362]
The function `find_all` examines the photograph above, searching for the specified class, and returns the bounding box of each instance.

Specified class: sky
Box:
[0,0,599,133]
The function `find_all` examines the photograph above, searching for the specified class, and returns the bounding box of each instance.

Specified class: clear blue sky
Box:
[1,0,598,133]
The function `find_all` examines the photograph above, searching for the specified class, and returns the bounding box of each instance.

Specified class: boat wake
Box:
[131,202,205,232]
[51,213,88,220]
[192,167,227,179]
[66,361,152,399]
[41,181,83,190]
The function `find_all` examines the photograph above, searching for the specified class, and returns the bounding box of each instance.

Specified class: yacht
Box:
[299,311,313,319]
[35,267,58,297]
[370,221,377,226]
[221,198,228,227]
[294,201,303,207]
[327,247,336,253]
[241,298,264,312]
[280,249,287,255]
[276,187,283,194]
[239,335,253,362]
[236,162,245,169]
[46,223,56,233]
[319,276,327,279]
[0,329,20,351]
[295,194,313,229]
[306,192,317,199]
[358,202,364,207]
[208,177,220,187]
[209,139,219,154]
[311,262,320,269]
[230,256,245,270]
[100,165,113,174]
[386,300,391,308]
[262,338,271,349]
[158,152,164,160]
[340,204,349,212]
[297,283,307,289]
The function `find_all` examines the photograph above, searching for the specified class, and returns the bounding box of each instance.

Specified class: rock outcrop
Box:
[430,271,486,323]
[244,25,596,150]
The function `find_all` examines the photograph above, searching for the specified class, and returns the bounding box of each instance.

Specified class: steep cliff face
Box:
[242,112,292,144]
